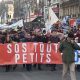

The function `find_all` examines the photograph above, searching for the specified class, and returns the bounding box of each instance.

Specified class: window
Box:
[8,15,11,18]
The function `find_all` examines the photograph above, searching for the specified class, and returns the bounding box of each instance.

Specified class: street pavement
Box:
[0,65,80,80]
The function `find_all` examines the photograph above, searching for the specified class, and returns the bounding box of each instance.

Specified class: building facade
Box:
[45,0,60,17]
[7,1,14,21]
[0,0,14,23]
[51,0,60,17]
[14,0,40,19]
[60,0,80,19]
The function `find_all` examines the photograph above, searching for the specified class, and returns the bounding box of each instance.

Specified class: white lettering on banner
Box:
[30,53,34,62]
[6,43,80,64]
[7,43,58,54]
[75,43,80,64]
[35,53,38,62]
[33,43,38,52]
[7,43,27,53]
[15,44,19,53]
[54,43,58,53]
[14,52,52,63]
[6,43,57,64]
[15,54,20,63]
[46,54,51,63]
[40,53,44,62]
[23,54,27,63]
[7,44,12,53]
[22,43,27,53]
[75,51,78,62]
[40,43,44,52]
[47,44,51,53]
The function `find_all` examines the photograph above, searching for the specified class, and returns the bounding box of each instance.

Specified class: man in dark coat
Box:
[33,32,43,70]
[46,31,60,71]
[51,31,60,71]
[20,33,32,71]
[59,32,80,80]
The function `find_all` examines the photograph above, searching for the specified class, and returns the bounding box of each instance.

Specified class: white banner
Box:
[9,19,23,28]
[45,7,59,31]
[48,7,59,25]
[0,24,9,29]
[0,19,24,30]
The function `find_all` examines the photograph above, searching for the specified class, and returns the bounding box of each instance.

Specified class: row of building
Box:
[44,0,80,19]
[60,0,80,19]
[0,0,80,23]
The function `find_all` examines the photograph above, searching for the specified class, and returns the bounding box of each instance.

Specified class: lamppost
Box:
[27,2,31,23]
[24,0,31,28]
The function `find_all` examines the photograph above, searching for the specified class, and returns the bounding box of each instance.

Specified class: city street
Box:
[0,65,80,80]
[0,0,80,80]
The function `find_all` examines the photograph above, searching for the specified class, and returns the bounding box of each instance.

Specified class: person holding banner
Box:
[33,32,43,70]
[20,32,32,71]
[12,33,20,71]
[59,32,80,80]
[49,30,60,71]
[5,33,12,72]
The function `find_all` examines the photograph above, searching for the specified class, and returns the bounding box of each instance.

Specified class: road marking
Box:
[19,72,32,80]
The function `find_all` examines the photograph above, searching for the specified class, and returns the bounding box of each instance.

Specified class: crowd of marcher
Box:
[0,24,80,72]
